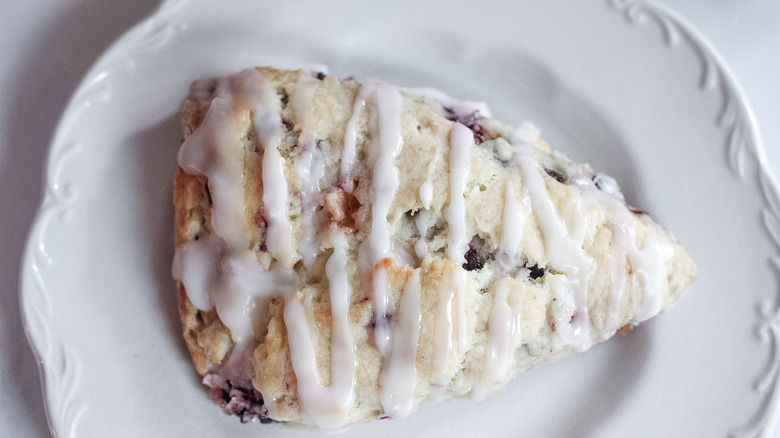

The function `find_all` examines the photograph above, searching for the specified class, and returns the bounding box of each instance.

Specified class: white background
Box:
[0,0,777,437]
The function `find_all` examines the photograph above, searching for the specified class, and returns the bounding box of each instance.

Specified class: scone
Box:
[172,67,696,428]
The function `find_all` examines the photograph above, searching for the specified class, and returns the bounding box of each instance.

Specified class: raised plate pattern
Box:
[20,1,780,436]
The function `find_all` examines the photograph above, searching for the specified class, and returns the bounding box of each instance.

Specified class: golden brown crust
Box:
[323,187,361,233]
[174,89,233,375]
[177,285,231,374]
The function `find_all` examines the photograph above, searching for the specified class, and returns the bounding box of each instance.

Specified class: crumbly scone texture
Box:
[173,67,697,426]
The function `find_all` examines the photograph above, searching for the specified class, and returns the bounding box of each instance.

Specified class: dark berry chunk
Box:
[316,71,326,80]
[366,311,393,349]
[526,263,545,280]
[591,173,606,191]
[204,183,213,206]
[627,205,649,216]
[204,375,272,424]
[462,236,490,271]
[544,168,566,184]
[463,246,484,271]
[254,212,268,251]
[444,108,478,127]
[278,88,289,107]
[367,311,393,330]
[469,123,490,145]
[443,107,490,144]
[590,173,617,191]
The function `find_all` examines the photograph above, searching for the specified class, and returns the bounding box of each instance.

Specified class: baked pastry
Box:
[171,67,696,428]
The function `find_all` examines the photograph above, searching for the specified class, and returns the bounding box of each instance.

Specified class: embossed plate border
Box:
[20,0,780,436]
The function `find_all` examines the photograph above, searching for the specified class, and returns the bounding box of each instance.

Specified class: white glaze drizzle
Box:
[445,122,472,264]
[430,280,455,395]
[379,271,422,419]
[414,151,439,260]
[292,72,319,147]
[252,74,296,269]
[284,229,356,429]
[178,80,249,249]
[571,175,674,327]
[419,149,439,209]
[631,241,674,321]
[174,69,300,345]
[172,235,224,312]
[513,141,593,352]
[367,83,404,262]
[400,86,492,118]
[447,123,472,356]
[365,83,404,354]
[430,267,469,396]
[430,122,474,394]
[297,143,326,268]
[173,234,301,343]
[497,181,526,270]
[414,210,431,259]
[472,280,523,401]
[606,231,628,332]
[340,82,377,193]
[511,126,674,347]
[293,72,326,268]
[214,249,300,341]
[419,183,433,210]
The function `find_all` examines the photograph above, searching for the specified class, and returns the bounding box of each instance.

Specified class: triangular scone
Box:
[172,67,696,428]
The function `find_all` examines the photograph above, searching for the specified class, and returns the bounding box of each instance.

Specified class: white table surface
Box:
[1,1,777,437]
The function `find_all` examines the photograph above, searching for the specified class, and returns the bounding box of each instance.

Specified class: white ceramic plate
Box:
[20,0,780,436]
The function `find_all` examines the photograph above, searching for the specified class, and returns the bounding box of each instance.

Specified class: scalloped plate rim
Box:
[18,0,780,436]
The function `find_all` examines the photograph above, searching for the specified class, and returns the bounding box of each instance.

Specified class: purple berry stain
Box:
[205,375,272,424]
[544,168,566,184]
[463,245,485,271]
[444,107,489,144]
